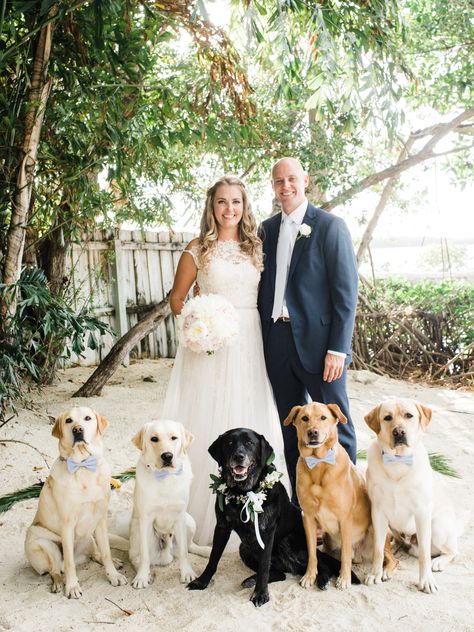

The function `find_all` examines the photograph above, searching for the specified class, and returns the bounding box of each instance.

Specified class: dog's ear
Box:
[181,425,194,453]
[52,412,66,438]
[94,411,109,435]
[364,405,381,434]
[416,403,432,430]
[327,404,347,424]
[208,434,224,464]
[259,433,273,466]
[283,405,301,426]
[132,426,146,451]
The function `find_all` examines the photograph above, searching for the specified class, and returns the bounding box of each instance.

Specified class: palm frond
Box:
[0,468,137,514]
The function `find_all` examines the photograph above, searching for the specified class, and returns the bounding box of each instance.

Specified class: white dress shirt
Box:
[272,198,346,359]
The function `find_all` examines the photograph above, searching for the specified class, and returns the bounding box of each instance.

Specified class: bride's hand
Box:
[193,282,201,297]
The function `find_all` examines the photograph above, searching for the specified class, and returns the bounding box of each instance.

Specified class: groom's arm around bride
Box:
[257,157,358,500]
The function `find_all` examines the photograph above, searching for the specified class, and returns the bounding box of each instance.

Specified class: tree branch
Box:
[322,106,474,211]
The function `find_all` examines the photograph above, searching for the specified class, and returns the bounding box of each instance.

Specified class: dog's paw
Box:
[250,589,270,607]
[419,574,439,594]
[335,574,350,590]
[365,572,383,586]
[180,565,196,584]
[107,571,128,587]
[317,573,330,591]
[132,572,152,589]
[241,574,257,589]
[65,581,82,599]
[431,556,450,572]
[382,567,395,582]
[50,576,63,594]
[187,576,210,591]
[300,572,317,589]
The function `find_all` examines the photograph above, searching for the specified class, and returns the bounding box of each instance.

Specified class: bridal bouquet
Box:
[177,293,239,355]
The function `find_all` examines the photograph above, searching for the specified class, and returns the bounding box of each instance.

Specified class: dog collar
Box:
[65,455,98,474]
[382,451,414,466]
[304,447,336,469]
[209,453,283,549]
[152,463,184,481]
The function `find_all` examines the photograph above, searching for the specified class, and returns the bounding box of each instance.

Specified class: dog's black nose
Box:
[72,426,84,435]
[234,450,246,462]
[307,429,319,439]
[392,427,407,444]
[161,452,173,464]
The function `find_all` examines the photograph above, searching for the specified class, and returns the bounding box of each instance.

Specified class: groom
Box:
[258,157,359,499]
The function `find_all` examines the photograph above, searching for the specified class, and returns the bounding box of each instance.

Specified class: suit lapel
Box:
[288,203,317,281]
[263,214,281,294]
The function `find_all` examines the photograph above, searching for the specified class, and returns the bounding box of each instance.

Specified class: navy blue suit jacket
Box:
[258,202,358,374]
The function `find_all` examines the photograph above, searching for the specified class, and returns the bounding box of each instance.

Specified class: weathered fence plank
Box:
[66,229,196,366]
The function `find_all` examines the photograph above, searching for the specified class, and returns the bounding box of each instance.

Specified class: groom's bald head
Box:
[271,158,309,214]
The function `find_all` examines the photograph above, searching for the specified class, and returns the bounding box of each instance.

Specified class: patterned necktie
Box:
[304,448,337,469]
[272,215,293,321]
[66,455,98,474]
[154,464,184,481]
[382,451,414,466]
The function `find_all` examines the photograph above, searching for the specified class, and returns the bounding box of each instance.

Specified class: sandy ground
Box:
[0,360,473,632]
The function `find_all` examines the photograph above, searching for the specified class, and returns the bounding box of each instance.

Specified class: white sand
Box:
[0,360,472,632]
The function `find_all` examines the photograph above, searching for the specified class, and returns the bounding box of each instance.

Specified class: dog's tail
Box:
[109,534,129,551]
[188,542,212,558]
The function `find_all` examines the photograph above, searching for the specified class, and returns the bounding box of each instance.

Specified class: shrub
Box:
[354,279,474,385]
[0,267,111,423]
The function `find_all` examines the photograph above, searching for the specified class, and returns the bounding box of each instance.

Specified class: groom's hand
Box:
[323,353,344,382]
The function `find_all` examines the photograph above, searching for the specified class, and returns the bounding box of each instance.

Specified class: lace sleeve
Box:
[183,244,200,268]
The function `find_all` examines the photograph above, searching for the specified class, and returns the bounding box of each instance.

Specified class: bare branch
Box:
[322,107,474,211]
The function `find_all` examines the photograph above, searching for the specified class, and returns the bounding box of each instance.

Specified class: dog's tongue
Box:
[233,465,247,475]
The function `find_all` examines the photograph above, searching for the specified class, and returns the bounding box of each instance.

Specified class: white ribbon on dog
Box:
[240,491,265,550]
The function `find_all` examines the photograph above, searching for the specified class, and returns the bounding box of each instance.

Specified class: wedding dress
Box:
[161,240,288,545]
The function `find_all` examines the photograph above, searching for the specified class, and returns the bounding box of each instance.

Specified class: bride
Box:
[161,175,287,545]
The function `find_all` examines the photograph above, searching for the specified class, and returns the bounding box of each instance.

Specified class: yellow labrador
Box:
[25,407,127,598]
[285,402,397,590]
[364,399,460,594]
[129,420,210,588]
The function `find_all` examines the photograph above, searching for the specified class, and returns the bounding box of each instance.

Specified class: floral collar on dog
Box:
[209,453,282,549]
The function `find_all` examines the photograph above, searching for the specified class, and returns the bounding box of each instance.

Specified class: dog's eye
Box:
[405,413,413,419]
[85,416,91,421]
[65,417,73,424]
[384,415,392,421]
[151,437,158,443]
[171,436,178,441]
[301,415,309,422]
[320,416,326,421]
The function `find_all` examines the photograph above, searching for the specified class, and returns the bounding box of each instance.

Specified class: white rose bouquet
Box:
[176,293,239,355]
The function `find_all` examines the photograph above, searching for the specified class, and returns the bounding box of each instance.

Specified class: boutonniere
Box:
[297,223,312,239]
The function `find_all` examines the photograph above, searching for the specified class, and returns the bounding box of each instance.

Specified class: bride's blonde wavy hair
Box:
[198,176,263,271]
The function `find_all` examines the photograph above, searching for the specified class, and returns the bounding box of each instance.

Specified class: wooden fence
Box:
[67,229,196,365]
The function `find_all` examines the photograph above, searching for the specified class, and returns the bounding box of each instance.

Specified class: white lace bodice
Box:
[187,240,260,309]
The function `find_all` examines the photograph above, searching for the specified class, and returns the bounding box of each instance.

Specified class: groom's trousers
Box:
[264,320,357,502]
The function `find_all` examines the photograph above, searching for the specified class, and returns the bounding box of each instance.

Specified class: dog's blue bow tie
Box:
[382,451,414,466]
[304,448,336,469]
[154,464,184,481]
[66,455,97,474]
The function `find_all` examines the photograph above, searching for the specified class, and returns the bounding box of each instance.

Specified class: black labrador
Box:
[187,428,359,606]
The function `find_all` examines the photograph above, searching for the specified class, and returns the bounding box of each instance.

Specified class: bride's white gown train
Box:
[161,240,287,545]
